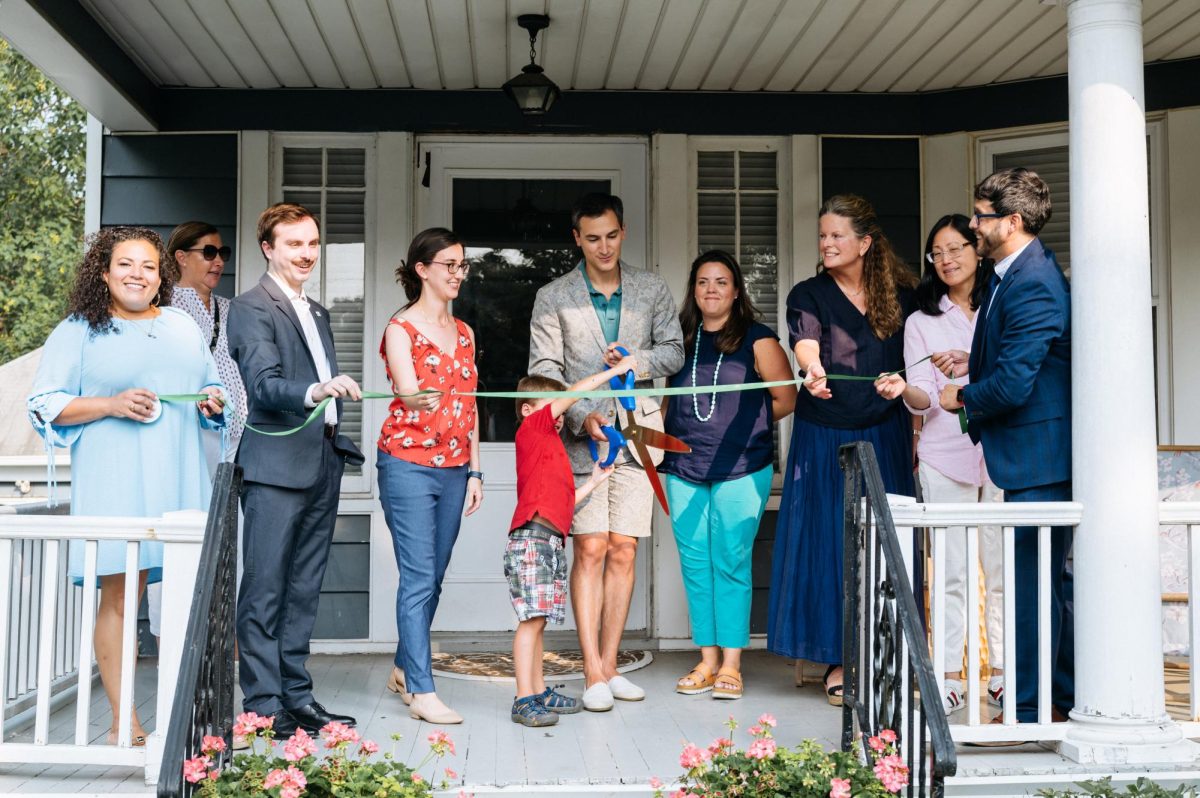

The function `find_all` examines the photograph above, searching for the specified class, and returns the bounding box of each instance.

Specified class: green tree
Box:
[0,39,85,363]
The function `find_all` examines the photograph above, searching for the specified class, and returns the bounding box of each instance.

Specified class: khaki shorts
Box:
[571,462,654,538]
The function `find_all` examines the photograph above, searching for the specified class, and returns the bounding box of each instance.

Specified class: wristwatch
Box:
[467,470,484,483]
[956,389,964,406]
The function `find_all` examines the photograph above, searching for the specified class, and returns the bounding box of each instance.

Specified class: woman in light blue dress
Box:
[28,227,224,746]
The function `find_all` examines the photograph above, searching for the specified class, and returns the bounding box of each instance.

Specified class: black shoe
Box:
[287,701,356,732]
[266,709,301,738]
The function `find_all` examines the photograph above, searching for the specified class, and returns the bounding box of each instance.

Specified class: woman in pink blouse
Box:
[877,213,1004,717]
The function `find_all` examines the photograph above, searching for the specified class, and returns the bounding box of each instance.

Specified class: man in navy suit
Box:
[936,167,1074,725]
[227,203,366,735]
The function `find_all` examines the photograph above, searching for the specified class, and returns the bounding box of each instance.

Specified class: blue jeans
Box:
[377,451,468,694]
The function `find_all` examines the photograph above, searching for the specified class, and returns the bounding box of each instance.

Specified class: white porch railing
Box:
[0,511,206,784]
[890,498,1200,746]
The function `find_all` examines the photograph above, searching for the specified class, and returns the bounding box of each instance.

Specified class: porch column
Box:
[1062,0,1195,763]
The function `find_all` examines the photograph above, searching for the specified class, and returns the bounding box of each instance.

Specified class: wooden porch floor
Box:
[3,651,1197,796]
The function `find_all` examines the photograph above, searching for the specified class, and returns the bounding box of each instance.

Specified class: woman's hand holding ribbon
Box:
[874,373,907,401]
[802,361,832,400]
[931,349,969,379]
[197,386,225,418]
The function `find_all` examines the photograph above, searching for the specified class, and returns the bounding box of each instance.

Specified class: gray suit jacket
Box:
[528,262,684,474]
[227,274,365,489]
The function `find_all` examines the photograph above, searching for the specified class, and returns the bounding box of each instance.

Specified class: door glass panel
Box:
[451,178,609,442]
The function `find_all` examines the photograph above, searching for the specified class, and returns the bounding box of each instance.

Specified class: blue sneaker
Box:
[511,694,558,727]
[536,686,581,714]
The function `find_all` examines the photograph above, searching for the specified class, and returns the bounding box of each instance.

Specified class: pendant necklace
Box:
[114,308,159,338]
[691,331,723,422]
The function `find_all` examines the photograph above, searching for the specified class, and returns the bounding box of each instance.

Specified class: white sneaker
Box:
[987,675,1005,707]
[608,674,645,702]
[942,679,965,715]
[582,681,615,712]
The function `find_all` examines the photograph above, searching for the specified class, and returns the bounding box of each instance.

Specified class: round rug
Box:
[431,649,653,683]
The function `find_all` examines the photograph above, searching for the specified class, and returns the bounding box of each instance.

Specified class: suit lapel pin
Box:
[314,310,322,317]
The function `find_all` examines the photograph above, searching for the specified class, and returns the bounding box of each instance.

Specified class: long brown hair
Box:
[818,194,917,339]
[678,249,761,355]
[395,227,462,309]
[67,227,174,334]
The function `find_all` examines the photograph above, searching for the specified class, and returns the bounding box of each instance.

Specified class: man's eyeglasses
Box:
[186,245,232,261]
[971,211,1007,224]
[428,260,471,275]
[926,242,975,263]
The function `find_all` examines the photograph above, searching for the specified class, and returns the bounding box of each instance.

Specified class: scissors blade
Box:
[626,426,691,453]
[633,438,670,514]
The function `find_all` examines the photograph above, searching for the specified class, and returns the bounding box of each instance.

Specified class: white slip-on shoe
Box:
[987,675,1005,707]
[942,679,966,715]
[608,674,645,701]
[582,681,615,712]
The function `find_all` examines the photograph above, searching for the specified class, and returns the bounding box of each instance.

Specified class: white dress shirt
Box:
[988,237,1034,310]
[267,272,338,426]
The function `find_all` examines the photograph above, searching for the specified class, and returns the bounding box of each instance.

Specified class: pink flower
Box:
[874,754,911,793]
[830,777,852,798]
[428,729,456,755]
[678,742,711,769]
[321,721,360,748]
[649,776,663,788]
[283,728,317,762]
[707,737,733,755]
[201,735,226,755]
[445,767,458,780]
[758,713,777,728]
[208,769,220,781]
[360,739,380,756]
[868,735,886,753]
[412,772,424,783]
[183,755,211,784]
[280,787,302,798]
[263,768,287,790]
[747,737,777,760]
[264,766,306,797]
[748,724,764,736]
[879,728,897,744]
[255,714,276,730]
[457,791,475,798]
[232,712,261,741]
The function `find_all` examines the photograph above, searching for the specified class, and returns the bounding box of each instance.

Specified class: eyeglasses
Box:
[971,212,1006,224]
[186,245,232,261]
[926,242,975,263]
[428,260,471,275]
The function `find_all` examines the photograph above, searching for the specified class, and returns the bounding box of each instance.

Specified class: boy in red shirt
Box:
[507,352,637,727]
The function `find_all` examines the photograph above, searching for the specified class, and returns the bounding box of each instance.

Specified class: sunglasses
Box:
[185,245,232,261]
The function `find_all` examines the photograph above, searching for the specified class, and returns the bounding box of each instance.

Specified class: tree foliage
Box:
[0,39,86,363]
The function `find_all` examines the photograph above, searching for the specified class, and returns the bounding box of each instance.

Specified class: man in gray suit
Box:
[227,203,365,735]
[529,193,684,711]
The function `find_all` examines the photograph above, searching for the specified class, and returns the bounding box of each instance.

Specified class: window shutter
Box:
[993,146,1070,277]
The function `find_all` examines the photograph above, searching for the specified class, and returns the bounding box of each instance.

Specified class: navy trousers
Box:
[1005,480,1075,722]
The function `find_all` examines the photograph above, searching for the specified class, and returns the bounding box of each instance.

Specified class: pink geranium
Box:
[748,724,764,736]
[264,766,307,798]
[707,736,733,755]
[445,767,458,780]
[360,739,380,756]
[679,743,711,769]
[428,729,456,756]
[867,734,886,753]
[746,737,777,760]
[182,755,211,784]
[321,721,360,748]
[879,728,897,744]
[649,776,663,788]
[283,728,317,762]
[201,735,226,755]
[874,754,911,793]
[757,713,777,729]
[830,777,852,798]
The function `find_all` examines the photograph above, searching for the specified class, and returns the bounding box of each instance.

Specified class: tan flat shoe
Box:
[386,667,413,706]
[676,662,716,695]
[713,666,743,700]
[408,693,463,725]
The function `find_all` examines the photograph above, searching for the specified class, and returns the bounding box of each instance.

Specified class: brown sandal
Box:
[713,666,743,700]
[676,662,716,695]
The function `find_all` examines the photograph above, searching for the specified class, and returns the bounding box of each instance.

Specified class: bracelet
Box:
[467,470,484,483]
[912,430,921,436]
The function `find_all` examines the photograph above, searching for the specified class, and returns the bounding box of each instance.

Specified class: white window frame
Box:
[687,136,793,489]
[270,132,378,496]
[975,125,1172,443]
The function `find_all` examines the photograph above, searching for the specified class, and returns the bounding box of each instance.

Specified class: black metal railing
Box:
[840,442,955,798]
[158,462,242,798]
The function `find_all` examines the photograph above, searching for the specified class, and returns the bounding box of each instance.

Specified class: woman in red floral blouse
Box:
[377,227,481,725]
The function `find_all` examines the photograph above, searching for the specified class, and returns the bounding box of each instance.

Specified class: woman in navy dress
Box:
[767,195,917,705]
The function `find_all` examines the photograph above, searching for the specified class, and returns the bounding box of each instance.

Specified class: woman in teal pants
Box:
[661,250,796,699]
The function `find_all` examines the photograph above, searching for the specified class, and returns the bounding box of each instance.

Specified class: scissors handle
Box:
[587,424,625,468]
[606,345,637,412]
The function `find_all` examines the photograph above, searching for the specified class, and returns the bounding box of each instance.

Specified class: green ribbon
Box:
[159,355,938,438]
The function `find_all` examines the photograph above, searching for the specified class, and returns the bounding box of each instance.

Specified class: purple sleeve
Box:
[786,283,823,350]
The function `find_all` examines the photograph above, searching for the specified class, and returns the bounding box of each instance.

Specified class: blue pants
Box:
[665,466,773,649]
[1006,480,1075,722]
[377,452,468,694]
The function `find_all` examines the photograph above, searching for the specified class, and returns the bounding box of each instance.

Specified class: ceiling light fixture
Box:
[502,14,560,115]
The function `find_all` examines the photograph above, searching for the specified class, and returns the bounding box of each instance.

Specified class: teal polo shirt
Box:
[580,262,621,344]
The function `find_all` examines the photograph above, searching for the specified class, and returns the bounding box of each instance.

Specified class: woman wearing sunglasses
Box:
[167,222,247,460]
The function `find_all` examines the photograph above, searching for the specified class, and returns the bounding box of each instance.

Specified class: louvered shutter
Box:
[993,147,1070,277]
[282,146,368,475]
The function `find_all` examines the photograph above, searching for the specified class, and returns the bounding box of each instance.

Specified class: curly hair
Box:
[66,227,175,334]
[818,195,918,340]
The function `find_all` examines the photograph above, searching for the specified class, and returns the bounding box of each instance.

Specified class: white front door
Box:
[416,137,650,633]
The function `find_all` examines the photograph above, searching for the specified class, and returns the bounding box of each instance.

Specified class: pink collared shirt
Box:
[903,295,988,487]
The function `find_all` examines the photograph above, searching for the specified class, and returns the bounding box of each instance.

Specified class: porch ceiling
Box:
[76,0,1200,93]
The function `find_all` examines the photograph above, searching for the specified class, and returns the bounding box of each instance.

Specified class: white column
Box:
[1062,0,1196,764]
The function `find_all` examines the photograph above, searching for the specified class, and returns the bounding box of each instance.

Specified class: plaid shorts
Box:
[504,523,567,625]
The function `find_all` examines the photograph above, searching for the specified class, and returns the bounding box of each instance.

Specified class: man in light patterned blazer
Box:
[528,193,684,711]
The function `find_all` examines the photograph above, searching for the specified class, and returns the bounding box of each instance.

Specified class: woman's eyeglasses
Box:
[428,260,471,275]
[926,242,974,263]
[186,245,232,261]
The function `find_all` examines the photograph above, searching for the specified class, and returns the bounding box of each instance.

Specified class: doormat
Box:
[1165,657,1191,721]
[431,650,653,682]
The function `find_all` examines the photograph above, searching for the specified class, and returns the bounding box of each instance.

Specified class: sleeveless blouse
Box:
[377,318,477,467]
